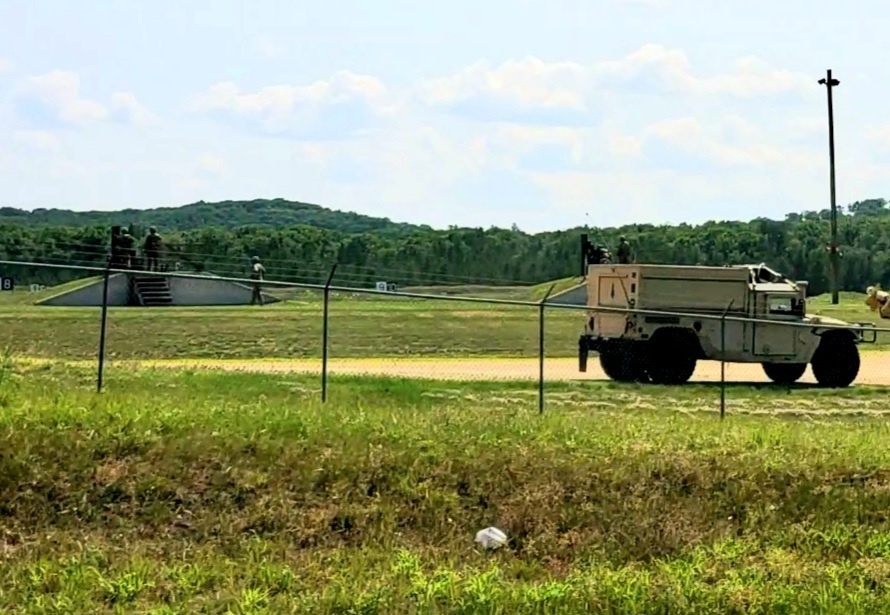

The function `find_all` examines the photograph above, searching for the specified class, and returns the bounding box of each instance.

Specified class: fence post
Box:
[719,299,735,419]
[321,263,338,403]
[96,258,111,392]
[539,284,556,414]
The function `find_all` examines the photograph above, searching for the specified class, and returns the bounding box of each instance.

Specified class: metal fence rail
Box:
[2,258,889,419]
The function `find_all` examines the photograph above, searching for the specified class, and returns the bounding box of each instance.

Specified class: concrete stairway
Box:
[131,275,173,306]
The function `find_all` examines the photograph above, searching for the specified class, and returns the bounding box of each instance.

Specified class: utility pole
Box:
[818,69,840,305]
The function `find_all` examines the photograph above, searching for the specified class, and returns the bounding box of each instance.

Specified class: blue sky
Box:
[1,0,888,232]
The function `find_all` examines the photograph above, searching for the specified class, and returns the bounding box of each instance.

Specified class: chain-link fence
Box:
[2,259,889,417]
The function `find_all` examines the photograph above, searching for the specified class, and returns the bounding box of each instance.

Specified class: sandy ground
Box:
[67,353,890,386]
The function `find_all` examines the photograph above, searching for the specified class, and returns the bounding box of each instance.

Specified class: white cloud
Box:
[168,154,229,196]
[416,57,592,111]
[608,132,644,158]
[0,128,89,181]
[0,57,13,74]
[186,45,818,143]
[411,44,815,126]
[864,123,890,148]
[641,115,821,171]
[13,70,160,129]
[596,45,816,99]
[188,71,391,136]
[787,116,825,137]
[479,124,586,169]
[13,129,62,153]
[111,92,162,127]
[197,154,227,175]
[253,35,285,59]
[17,70,109,125]
[192,43,815,146]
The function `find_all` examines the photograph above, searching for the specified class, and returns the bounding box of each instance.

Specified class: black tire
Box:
[599,343,647,382]
[645,332,698,385]
[762,362,807,385]
[811,333,860,388]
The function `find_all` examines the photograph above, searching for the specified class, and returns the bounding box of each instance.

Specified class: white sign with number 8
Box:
[0,277,13,291]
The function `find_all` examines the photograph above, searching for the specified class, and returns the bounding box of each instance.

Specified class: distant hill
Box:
[0,198,430,235]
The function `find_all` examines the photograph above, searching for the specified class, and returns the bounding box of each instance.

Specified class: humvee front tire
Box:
[810,332,860,388]
[762,362,807,385]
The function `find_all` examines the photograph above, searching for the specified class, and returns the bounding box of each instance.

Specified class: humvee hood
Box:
[804,314,852,327]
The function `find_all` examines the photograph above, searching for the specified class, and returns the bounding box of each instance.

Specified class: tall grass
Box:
[2,363,890,612]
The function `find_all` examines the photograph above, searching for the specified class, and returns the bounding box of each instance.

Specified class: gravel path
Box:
[104,353,890,386]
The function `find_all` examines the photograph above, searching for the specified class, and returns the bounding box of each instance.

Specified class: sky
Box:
[1,0,888,232]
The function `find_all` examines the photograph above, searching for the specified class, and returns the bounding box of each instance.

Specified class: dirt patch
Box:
[76,353,890,386]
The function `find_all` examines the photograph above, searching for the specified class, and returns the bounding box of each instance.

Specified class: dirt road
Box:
[93,353,890,386]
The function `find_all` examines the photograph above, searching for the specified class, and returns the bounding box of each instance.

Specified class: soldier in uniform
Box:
[109,225,123,268]
[249,256,266,305]
[144,226,162,271]
[119,231,137,269]
[616,235,633,264]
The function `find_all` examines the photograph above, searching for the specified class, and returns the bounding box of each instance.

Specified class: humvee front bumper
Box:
[851,322,878,344]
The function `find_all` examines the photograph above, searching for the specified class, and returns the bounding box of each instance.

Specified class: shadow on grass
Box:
[687,381,823,391]
[671,381,890,398]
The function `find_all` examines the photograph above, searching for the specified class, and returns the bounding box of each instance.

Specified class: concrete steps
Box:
[132,276,173,306]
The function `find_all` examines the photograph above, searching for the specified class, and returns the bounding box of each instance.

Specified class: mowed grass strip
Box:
[4,359,890,612]
[0,299,585,360]
[1,288,889,363]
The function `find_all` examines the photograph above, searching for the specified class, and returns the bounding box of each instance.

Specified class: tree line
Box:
[1,198,889,296]
[0,198,424,235]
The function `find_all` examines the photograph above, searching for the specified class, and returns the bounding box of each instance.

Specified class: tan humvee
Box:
[578,263,876,387]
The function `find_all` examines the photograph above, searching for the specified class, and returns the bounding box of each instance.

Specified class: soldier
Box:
[119,231,137,269]
[249,256,266,305]
[616,235,633,264]
[144,226,162,272]
[109,225,123,268]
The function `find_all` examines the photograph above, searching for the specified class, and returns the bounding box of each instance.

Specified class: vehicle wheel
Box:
[645,334,697,385]
[811,333,860,388]
[762,362,807,385]
[599,344,647,382]
[646,355,696,385]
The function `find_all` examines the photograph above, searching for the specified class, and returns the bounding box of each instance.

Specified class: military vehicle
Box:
[577,255,876,388]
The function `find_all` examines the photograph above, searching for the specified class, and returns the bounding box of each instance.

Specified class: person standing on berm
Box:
[144,226,162,271]
[249,256,266,306]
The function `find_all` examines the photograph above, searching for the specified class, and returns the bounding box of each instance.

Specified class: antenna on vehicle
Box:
[580,233,590,277]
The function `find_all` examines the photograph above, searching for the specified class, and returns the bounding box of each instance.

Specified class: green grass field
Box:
[4,358,890,613]
[0,282,888,362]
[2,282,890,612]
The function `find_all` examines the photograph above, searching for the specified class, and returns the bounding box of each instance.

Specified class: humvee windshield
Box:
[767,294,804,317]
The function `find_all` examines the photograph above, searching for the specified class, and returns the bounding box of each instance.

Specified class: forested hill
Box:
[0,198,427,235]
[2,197,890,297]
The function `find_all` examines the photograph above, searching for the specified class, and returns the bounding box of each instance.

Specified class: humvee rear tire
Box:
[599,344,647,382]
[762,362,807,385]
[810,333,860,388]
[647,355,696,385]
[645,330,698,385]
